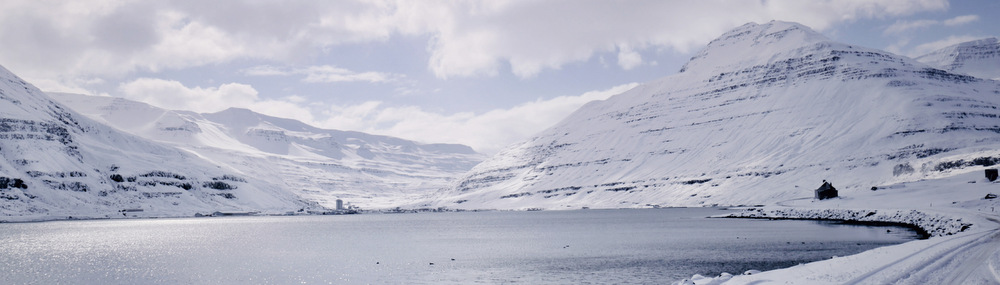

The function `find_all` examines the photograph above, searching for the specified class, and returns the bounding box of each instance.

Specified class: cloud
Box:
[412,0,949,78]
[0,0,960,154]
[246,98,318,126]
[118,78,260,113]
[28,76,109,96]
[241,65,402,83]
[909,35,986,57]
[0,0,950,89]
[315,83,640,154]
[617,44,644,70]
[116,78,318,124]
[881,14,983,57]
[114,78,637,154]
[884,19,939,34]
[884,14,980,34]
[0,1,385,92]
[943,15,979,26]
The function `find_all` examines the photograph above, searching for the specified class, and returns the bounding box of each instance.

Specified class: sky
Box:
[0,0,997,154]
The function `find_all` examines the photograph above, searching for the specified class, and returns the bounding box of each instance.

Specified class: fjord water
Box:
[0,208,917,284]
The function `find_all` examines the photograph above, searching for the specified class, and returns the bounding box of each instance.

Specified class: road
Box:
[845,216,1000,284]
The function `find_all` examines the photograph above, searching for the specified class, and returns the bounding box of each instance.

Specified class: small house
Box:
[815,180,838,200]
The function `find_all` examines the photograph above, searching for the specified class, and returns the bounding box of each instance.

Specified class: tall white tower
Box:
[336,199,344,210]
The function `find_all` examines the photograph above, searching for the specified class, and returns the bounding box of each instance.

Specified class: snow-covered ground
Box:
[679,168,1000,284]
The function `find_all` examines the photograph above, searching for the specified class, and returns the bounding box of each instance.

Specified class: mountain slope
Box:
[0,65,320,220]
[916,37,1000,80]
[49,93,485,209]
[426,21,1000,210]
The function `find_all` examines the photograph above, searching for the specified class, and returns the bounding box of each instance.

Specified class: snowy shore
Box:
[678,169,1000,284]
[722,208,969,238]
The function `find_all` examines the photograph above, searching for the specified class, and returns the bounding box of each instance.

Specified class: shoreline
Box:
[719,207,972,237]
[668,206,955,284]
[718,214,931,239]
[686,189,1000,284]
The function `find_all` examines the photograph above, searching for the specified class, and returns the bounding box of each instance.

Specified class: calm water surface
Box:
[0,208,918,284]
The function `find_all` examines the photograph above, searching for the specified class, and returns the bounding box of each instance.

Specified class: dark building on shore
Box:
[815,180,838,200]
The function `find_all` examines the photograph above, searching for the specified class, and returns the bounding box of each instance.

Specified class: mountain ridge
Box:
[0,65,322,220]
[424,21,1000,210]
[916,37,1000,80]
[49,92,485,209]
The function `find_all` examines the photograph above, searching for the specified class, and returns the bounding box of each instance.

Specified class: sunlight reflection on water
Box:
[0,208,918,284]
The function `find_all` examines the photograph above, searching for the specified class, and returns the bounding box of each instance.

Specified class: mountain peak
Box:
[916,37,1000,80]
[714,21,825,46]
[214,107,257,117]
[680,21,830,74]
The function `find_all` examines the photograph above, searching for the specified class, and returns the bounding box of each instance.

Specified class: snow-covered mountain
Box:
[916,37,1000,80]
[49,93,485,209]
[0,65,324,220]
[426,21,1000,210]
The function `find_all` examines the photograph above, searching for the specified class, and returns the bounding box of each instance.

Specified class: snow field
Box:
[683,169,1000,284]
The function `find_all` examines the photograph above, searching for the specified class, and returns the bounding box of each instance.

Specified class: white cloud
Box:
[116,78,317,124]
[884,14,980,34]
[240,65,293,77]
[247,99,317,126]
[884,19,939,34]
[315,83,640,154]
[0,0,964,154]
[114,78,637,154]
[909,35,985,57]
[242,65,402,83]
[943,15,979,26]
[411,0,949,78]
[27,76,108,96]
[617,44,644,70]
[881,14,984,57]
[884,38,912,55]
[0,1,386,92]
[118,78,260,113]
[140,13,250,72]
[0,0,950,88]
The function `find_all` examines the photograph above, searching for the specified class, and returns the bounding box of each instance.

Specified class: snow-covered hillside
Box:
[49,93,485,209]
[0,65,325,220]
[426,21,1000,210]
[916,37,1000,80]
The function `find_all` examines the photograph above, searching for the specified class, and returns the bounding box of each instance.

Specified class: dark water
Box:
[0,208,918,284]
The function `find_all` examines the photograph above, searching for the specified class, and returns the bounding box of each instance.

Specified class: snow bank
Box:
[722,207,972,237]
[675,206,983,284]
[674,272,734,285]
